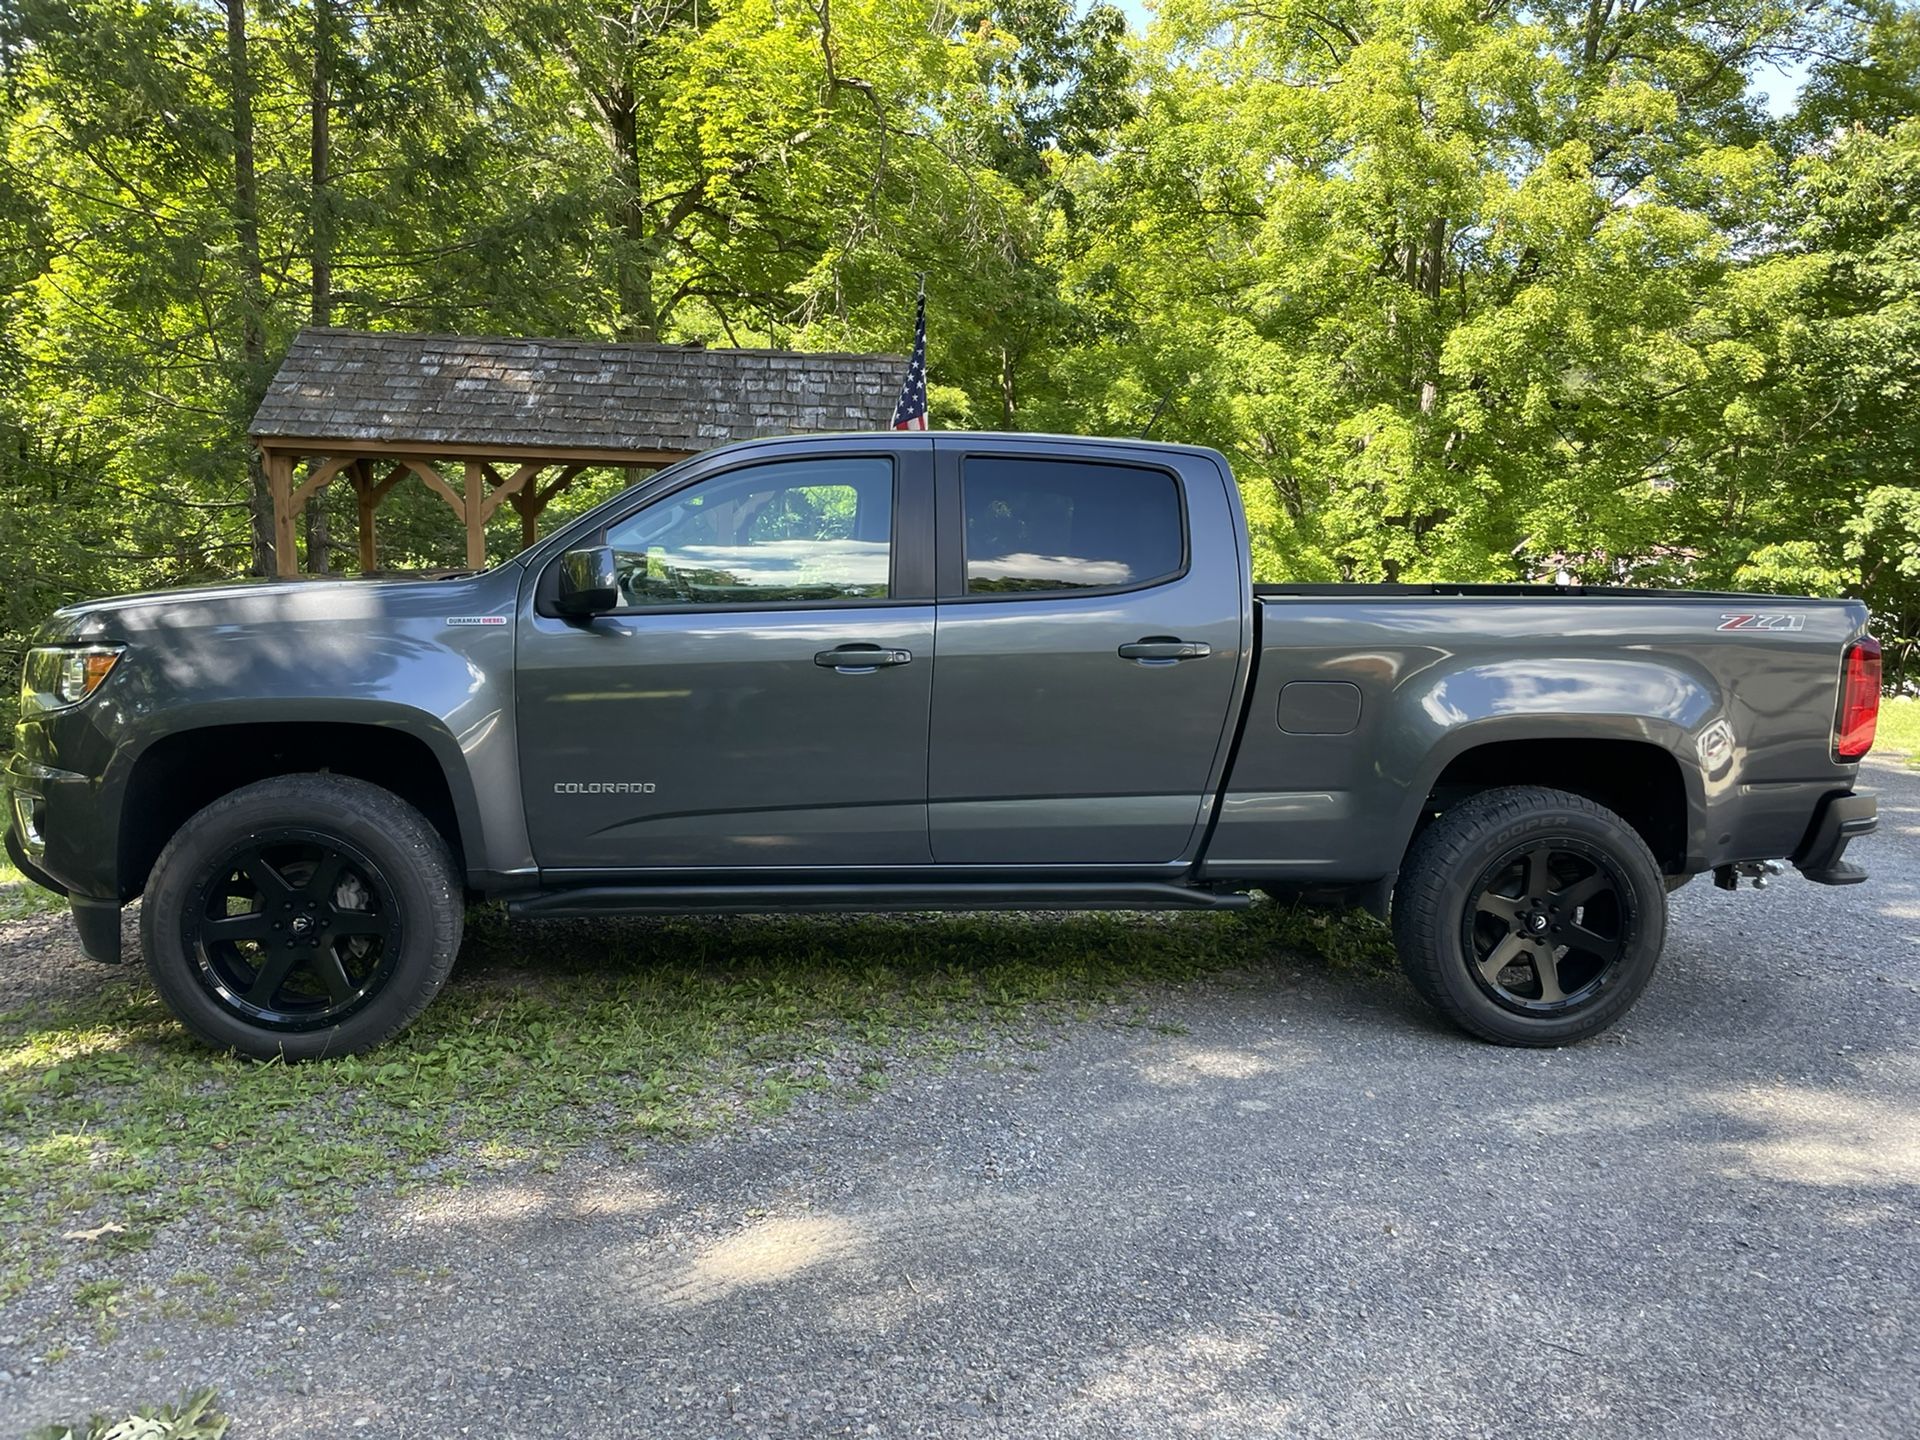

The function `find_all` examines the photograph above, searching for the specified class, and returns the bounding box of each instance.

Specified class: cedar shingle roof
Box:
[250,327,906,454]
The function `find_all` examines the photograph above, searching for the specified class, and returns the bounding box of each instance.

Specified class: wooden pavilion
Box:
[249,327,905,576]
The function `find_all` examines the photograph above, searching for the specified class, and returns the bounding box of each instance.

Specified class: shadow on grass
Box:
[0,900,1397,1309]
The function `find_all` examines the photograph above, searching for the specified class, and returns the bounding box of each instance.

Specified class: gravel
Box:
[4,757,1916,1438]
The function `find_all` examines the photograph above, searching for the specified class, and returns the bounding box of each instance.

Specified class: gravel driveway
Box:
[6,757,1917,1438]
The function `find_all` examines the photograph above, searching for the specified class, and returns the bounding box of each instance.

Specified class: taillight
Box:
[1835,636,1881,761]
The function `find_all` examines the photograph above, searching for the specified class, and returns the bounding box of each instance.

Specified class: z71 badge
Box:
[1718,612,1805,632]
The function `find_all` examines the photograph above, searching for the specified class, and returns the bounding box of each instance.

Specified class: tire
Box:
[141,774,462,1061]
[1392,786,1667,1047]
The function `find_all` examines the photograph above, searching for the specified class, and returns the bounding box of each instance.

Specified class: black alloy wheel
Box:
[1463,840,1634,1015]
[185,830,402,1032]
[1393,785,1668,1047]
[142,774,461,1060]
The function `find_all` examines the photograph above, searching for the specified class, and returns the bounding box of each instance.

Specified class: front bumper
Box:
[6,750,124,962]
[1792,790,1877,886]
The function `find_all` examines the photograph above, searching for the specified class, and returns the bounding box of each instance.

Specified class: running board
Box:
[507,881,1254,920]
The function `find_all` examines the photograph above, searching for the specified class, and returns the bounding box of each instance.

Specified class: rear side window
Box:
[961,457,1184,595]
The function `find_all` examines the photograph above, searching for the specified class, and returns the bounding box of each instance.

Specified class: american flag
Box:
[890,288,928,430]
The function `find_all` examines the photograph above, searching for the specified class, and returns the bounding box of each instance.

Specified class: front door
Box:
[927,446,1247,865]
[518,444,935,869]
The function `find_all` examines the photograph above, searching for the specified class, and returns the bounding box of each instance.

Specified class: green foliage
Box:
[0,0,1915,687]
[1877,693,1920,760]
[24,1387,229,1440]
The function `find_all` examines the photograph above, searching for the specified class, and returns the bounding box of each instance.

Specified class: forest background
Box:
[2,0,1917,701]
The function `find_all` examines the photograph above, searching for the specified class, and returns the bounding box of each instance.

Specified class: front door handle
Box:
[1118,638,1211,663]
[815,645,913,672]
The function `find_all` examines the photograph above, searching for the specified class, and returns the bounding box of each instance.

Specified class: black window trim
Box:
[535,449,935,618]
[938,450,1193,605]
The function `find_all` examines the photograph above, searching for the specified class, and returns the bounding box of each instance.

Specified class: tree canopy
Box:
[2,0,1916,690]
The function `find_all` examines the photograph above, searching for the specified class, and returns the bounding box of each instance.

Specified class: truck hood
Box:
[37,570,517,645]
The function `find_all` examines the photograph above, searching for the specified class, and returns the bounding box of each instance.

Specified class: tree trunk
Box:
[226,0,275,575]
[605,92,659,342]
[304,0,335,572]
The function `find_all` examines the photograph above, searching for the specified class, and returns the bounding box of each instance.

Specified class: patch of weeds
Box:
[74,1278,123,1312]
[2,899,1382,1305]
[1267,903,1397,974]
[25,1385,229,1440]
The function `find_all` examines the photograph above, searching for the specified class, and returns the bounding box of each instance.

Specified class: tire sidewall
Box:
[1409,800,1667,1045]
[142,778,458,1061]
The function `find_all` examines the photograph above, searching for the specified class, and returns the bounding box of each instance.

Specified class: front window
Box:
[605,457,894,607]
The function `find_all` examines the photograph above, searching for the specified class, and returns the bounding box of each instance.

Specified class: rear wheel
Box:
[141,775,461,1060]
[1393,786,1667,1046]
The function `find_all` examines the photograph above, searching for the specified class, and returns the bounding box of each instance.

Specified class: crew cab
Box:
[6,432,1881,1058]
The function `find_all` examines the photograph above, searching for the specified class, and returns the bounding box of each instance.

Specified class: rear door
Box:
[927,443,1248,865]
[517,440,936,869]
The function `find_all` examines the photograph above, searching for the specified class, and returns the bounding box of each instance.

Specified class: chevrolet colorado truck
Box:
[6,432,1882,1059]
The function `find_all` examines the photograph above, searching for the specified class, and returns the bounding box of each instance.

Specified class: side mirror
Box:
[555,545,619,617]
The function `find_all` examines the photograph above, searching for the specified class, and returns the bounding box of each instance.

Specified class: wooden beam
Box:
[463,460,485,569]
[400,457,464,520]
[286,454,357,512]
[268,452,299,577]
[252,437,694,468]
[531,463,589,508]
[367,461,408,504]
[479,462,546,523]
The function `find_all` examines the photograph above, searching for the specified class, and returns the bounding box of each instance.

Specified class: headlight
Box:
[20,644,125,714]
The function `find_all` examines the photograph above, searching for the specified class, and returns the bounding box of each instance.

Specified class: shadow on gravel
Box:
[0,899,1403,1312]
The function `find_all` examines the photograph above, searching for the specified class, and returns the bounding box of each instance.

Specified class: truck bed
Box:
[1201,588,1871,890]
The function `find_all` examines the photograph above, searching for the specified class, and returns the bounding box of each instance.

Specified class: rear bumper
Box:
[1792,790,1877,886]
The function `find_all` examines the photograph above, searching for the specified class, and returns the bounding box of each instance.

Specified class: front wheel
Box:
[1393,786,1667,1046]
[141,774,462,1060]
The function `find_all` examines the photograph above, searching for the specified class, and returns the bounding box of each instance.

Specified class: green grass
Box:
[2,856,67,922]
[0,901,1394,1312]
[1876,695,1920,766]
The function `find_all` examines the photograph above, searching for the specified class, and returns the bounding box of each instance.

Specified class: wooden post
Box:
[268,451,299,577]
[353,459,376,573]
[463,460,485,569]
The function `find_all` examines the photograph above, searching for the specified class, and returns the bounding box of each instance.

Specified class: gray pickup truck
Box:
[6,432,1882,1059]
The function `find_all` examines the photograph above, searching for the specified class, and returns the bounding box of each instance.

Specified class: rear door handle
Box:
[815,645,913,672]
[1118,638,1210,663]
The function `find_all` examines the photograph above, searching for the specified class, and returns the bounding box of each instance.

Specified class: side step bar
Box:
[508,881,1255,920]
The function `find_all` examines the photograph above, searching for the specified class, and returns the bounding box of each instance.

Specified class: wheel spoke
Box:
[312,949,357,1004]
[1533,948,1566,1002]
[1476,892,1521,924]
[245,949,301,1006]
[327,910,391,939]
[1556,871,1610,910]
[1566,924,1624,963]
[1524,847,1553,899]
[202,913,272,944]
[243,855,295,903]
[1476,932,1531,984]
[305,850,348,903]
